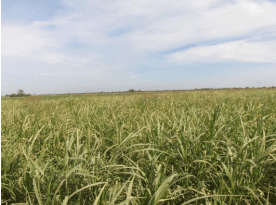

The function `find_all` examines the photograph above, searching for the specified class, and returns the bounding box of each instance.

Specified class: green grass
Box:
[1,89,276,204]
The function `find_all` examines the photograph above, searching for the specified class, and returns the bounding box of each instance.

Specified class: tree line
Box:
[5,90,31,97]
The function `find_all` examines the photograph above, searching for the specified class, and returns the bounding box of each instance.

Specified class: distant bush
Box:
[7,90,31,97]
[129,89,135,92]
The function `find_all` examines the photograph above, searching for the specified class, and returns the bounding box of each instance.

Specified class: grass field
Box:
[1,89,276,204]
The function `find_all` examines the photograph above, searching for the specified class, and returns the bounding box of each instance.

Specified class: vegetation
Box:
[1,89,276,204]
[5,90,31,98]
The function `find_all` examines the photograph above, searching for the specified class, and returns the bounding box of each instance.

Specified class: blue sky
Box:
[2,0,276,95]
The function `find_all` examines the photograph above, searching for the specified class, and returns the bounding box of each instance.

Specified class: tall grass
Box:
[1,89,276,204]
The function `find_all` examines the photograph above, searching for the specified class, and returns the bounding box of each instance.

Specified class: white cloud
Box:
[122,0,276,51]
[2,25,52,57]
[129,74,142,79]
[2,24,94,67]
[168,40,276,63]
[2,0,276,95]
[3,0,276,65]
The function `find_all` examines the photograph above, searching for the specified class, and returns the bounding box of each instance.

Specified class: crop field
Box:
[1,89,276,204]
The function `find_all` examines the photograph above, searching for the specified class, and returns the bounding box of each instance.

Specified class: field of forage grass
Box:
[1,89,276,204]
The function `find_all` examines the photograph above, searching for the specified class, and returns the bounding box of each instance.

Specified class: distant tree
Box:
[8,90,31,97]
[129,89,135,92]
[17,89,25,96]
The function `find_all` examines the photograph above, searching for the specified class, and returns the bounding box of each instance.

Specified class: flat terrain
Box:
[1,89,276,204]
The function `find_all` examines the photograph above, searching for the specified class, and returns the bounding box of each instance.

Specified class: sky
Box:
[2,0,276,95]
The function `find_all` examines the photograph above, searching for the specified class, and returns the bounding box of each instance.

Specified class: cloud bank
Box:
[2,0,276,94]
